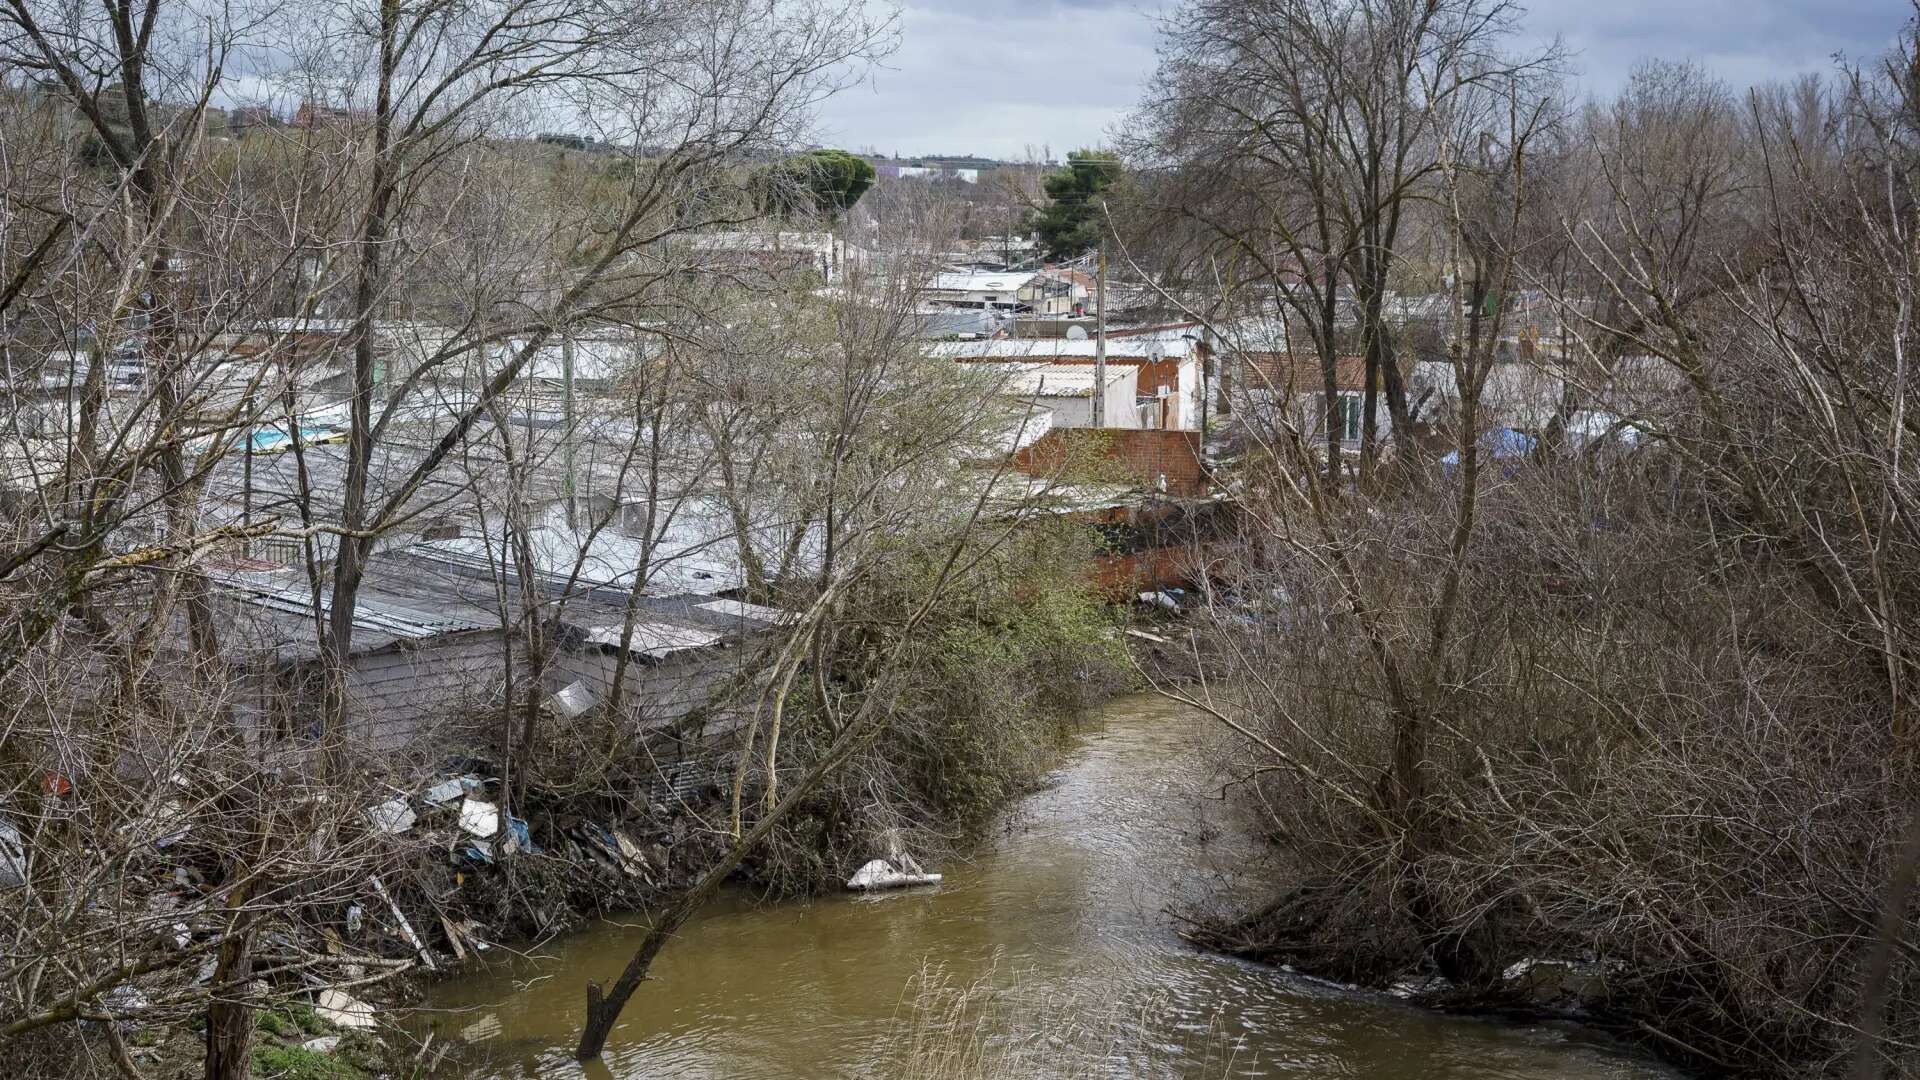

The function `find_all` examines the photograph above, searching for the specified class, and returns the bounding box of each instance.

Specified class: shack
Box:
[206,548,786,760]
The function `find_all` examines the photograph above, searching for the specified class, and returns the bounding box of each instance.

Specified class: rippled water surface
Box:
[416,694,1674,1078]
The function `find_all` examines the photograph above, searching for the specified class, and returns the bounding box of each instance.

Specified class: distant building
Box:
[1027,267,1094,316]
[929,334,1205,431]
[991,363,1137,431]
[229,105,279,132]
[864,155,996,184]
[293,100,372,130]
[536,132,609,152]
[922,270,1038,312]
[1235,348,1381,447]
[686,231,864,285]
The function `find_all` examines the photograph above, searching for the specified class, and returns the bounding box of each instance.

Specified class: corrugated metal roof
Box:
[585,622,725,659]
[928,337,1194,361]
[206,565,497,661]
[992,363,1131,398]
[695,598,795,625]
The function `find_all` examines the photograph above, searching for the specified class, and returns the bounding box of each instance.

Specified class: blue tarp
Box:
[248,426,345,453]
[1442,428,1536,474]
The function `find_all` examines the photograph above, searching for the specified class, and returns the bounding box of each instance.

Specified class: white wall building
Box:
[993,363,1139,430]
[922,271,1039,312]
[927,336,1204,431]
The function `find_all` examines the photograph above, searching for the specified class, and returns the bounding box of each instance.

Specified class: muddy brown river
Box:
[415,694,1675,1078]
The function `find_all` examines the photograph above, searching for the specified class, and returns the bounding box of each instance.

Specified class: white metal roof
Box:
[926,271,1038,294]
[927,337,1194,361]
[688,231,839,254]
[994,363,1132,398]
[585,622,725,659]
[695,598,796,625]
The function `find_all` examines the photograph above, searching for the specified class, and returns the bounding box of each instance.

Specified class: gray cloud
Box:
[815,1,1908,161]
[1526,0,1904,98]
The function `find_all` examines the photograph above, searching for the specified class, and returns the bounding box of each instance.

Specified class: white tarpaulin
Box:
[846,858,942,892]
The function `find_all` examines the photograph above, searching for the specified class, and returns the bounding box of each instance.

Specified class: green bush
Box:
[251,1043,366,1080]
[752,519,1129,890]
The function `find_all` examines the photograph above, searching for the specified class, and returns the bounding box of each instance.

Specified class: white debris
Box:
[370,874,436,972]
[0,817,25,889]
[457,798,499,839]
[363,798,416,835]
[121,799,190,850]
[1502,957,1539,982]
[300,1036,342,1053]
[314,989,376,1030]
[547,681,595,719]
[422,776,483,806]
[846,858,943,892]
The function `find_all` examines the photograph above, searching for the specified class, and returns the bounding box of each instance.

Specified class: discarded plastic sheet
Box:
[547,680,595,719]
[611,829,650,876]
[301,1036,343,1053]
[314,989,377,1030]
[846,858,943,892]
[574,823,643,876]
[364,798,416,835]
[502,814,535,854]
[457,798,499,839]
[0,817,25,889]
[423,776,483,807]
[456,840,495,865]
[571,832,617,871]
[101,985,149,1020]
[581,823,619,857]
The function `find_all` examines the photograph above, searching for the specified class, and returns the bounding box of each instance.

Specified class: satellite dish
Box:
[1065,325,1089,341]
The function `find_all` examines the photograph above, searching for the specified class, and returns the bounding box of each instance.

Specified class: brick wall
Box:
[1012,428,1209,497]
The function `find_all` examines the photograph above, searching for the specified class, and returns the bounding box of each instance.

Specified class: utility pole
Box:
[562,332,577,530]
[242,428,254,533]
[1093,238,1108,428]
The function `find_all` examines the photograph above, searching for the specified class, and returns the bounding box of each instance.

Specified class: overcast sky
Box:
[813,0,1908,161]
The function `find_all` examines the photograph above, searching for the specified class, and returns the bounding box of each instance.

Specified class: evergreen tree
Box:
[1031,150,1121,260]
[769,148,877,218]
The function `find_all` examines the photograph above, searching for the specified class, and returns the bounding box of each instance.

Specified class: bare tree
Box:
[1128,0,1555,484]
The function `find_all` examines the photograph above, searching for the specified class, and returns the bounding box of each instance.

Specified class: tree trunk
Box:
[203,881,257,1080]
[323,0,400,749]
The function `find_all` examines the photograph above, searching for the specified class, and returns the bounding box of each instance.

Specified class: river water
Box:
[416,694,1674,1078]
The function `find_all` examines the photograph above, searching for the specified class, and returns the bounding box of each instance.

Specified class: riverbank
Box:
[1142,619,1713,1079]
[403,692,1671,1079]
[144,607,1134,1078]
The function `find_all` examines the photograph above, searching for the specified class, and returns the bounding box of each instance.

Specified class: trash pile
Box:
[346,764,680,950]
